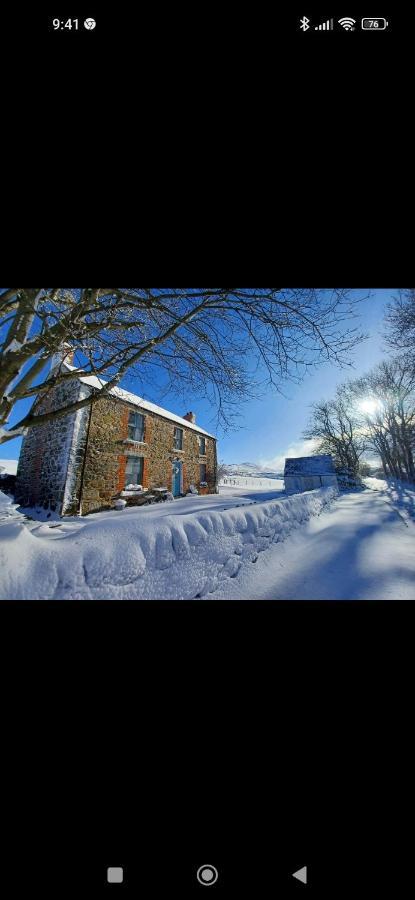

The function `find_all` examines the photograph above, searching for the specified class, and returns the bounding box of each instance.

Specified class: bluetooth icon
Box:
[300,16,310,32]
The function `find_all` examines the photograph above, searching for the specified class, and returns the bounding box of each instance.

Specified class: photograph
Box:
[1,287,414,601]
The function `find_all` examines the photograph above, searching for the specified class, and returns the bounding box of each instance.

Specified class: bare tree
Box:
[0,288,367,445]
[216,460,230,482]
[348,357,415,481]
[384,289,415,354]
[303,391,367,477]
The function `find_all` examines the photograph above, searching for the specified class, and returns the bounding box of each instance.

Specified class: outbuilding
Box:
[284,455,338,495]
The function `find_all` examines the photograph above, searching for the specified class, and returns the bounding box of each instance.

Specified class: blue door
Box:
[172,460,182,497]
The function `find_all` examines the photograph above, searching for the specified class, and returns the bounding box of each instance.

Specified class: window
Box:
[128,411,145,442]
[199,436,206,455]
[173,427,183,450]
[125,455,143,487]
[200,464,207,483]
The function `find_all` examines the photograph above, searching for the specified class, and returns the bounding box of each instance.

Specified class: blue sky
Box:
[0,289,393,470]
[217,289,391,469]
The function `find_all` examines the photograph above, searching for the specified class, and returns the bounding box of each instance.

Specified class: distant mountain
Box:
[223,462,284,479]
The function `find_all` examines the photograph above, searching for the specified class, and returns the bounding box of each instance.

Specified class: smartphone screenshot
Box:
[0,9,411,897]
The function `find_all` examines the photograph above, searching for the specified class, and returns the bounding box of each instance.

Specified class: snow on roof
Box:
[61,364,215,438]
[284,455,335,476]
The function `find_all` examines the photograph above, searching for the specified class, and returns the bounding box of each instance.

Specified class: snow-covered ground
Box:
[15,483,286,525]
[208,488,415,600]
[363,476,415,527]
[220,475,284,490]
[0,483,331,600]
[1,479,414,601]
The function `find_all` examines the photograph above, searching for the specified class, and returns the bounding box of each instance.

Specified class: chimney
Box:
[183,411,196,424]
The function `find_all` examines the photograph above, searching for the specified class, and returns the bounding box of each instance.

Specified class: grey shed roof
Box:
[284,455,335,476]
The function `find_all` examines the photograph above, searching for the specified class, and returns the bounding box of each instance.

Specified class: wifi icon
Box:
[338,17,356,30]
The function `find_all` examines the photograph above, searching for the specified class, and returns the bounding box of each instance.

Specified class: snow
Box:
[0,483,333,600]
[2,479,414,601]
[207,489,415,600]
[15,505,62,523]
[363,476,415,527]
[62,384,90,514]
[0,490,20,520]
[220,475,284,490]
[284,455,335,475]
[0,459,18,475]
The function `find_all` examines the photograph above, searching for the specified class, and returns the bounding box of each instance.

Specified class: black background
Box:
[1,7,413,896]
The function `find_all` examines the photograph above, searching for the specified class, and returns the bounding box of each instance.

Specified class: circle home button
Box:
[196,865,219,886]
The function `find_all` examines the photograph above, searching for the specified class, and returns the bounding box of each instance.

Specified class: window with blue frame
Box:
[173,427,183,450]
[128,411,145,442]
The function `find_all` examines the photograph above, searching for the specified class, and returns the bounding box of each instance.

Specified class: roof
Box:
[61,364,216,438]
[284,455,335,476]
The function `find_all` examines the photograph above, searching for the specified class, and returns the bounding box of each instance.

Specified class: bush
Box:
[0,473,16,495]
[336,468,363,489]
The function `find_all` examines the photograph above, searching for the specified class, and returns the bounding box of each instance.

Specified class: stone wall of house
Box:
[14,377,90,515]
[80,396,217,514]
[79,395,126,515]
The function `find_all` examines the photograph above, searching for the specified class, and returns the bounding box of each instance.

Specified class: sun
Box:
[358,398,381,416]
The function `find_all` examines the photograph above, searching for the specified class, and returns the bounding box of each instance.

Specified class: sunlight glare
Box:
[358,398,381,416]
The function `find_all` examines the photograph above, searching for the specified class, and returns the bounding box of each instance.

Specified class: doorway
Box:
[172,459,183,497]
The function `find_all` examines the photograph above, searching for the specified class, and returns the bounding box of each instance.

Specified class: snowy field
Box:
[0,483,332,600]
[1,478,414,601]
[220,475,285,490]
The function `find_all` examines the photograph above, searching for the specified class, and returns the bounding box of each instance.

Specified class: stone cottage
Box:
[284,455,338,495]
[14,357,217,516]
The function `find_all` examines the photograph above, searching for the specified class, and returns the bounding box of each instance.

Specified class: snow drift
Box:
[0,486,338,600]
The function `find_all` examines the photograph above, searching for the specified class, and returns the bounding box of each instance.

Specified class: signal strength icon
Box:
[338,17,356,30]
[315,18,333,30]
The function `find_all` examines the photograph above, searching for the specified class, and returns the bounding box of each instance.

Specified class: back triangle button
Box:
[292,866,307,885]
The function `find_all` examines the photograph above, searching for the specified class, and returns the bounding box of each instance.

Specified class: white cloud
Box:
[259,439,319,472]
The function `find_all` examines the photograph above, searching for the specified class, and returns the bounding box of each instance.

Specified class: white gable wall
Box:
[285,473,338,495]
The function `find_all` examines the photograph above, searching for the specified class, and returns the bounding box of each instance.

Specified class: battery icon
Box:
[361,18,389,29]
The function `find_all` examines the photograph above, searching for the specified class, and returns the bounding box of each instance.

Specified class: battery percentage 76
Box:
[361,18,389,29]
